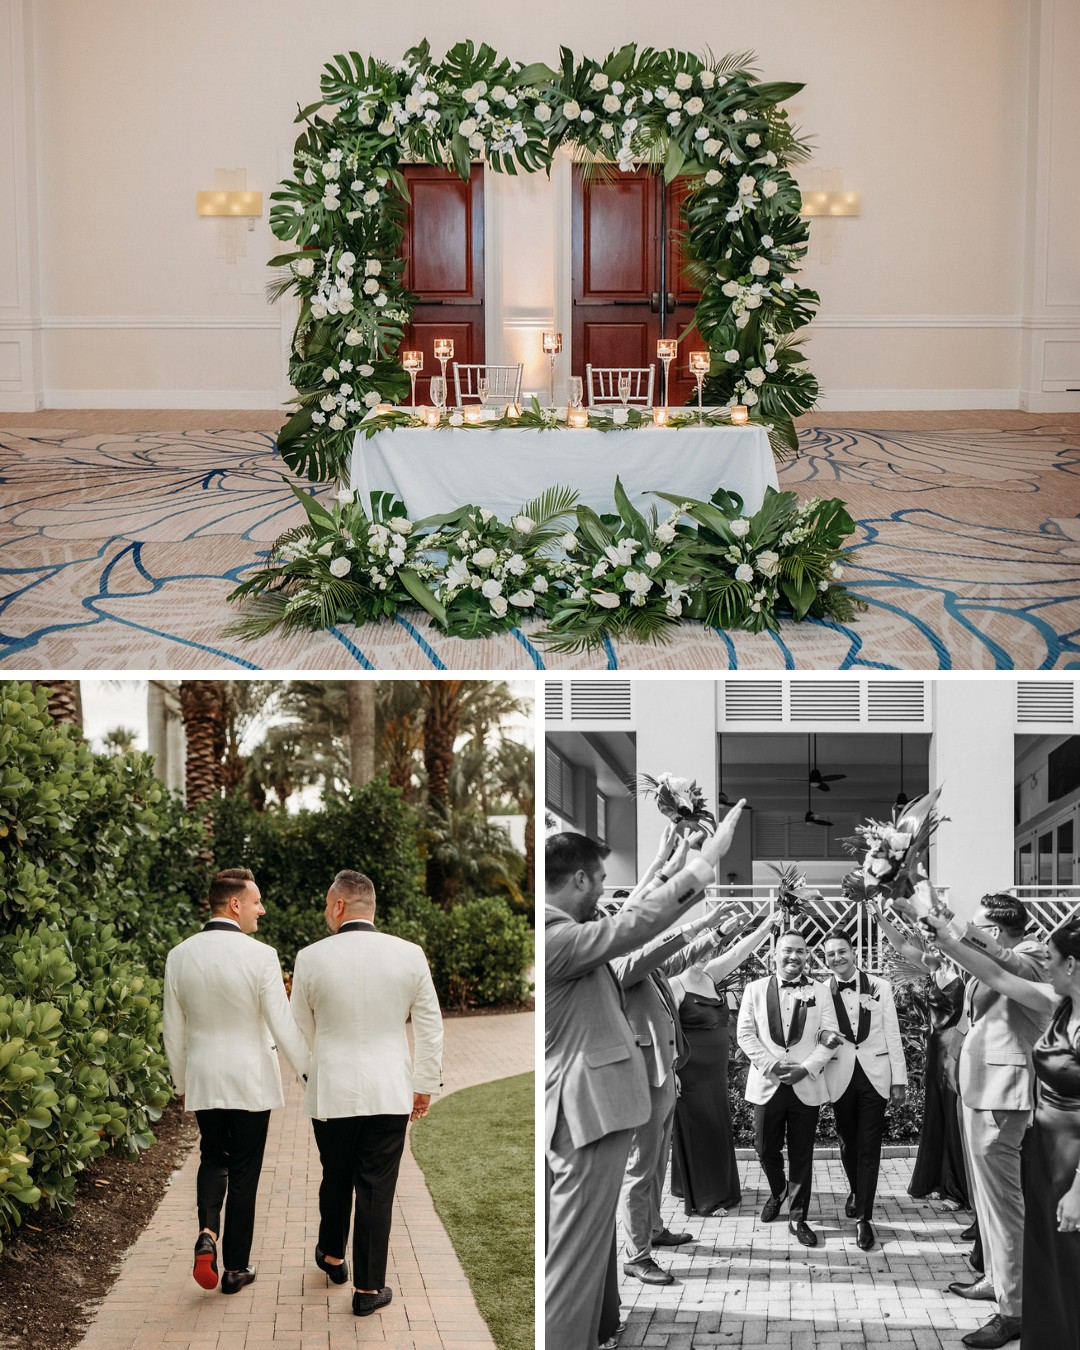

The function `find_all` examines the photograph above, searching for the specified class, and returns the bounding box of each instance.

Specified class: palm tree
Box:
[422,806,526,909]
[376,681,423,799]
[101,725,140,756]
[34,679,82,731]
[421,680,464,902]
[179,681,227,852]
[491,740,535,897]
[346,681,376,789]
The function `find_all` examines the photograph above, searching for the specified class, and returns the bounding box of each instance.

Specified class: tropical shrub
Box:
[392,894,534,1011]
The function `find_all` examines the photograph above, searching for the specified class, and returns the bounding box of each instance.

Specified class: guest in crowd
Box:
[923,911,1080,1350]
[669,908,783,1219]
[821,928,908,1252]
[914,891,1049,1350]
[736,930,840,1247]
[544,805,745,1350]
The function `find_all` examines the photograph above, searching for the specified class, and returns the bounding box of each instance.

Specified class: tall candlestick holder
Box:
[657,338,677,406]
[689,351,710,424]
[433,338,453,391]
[402,350,423,411]
[543,331,562,407]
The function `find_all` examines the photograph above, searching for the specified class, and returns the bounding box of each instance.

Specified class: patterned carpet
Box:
[1,422,1078,671]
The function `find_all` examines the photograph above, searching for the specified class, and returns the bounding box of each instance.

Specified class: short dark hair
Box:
[331,869,376,910]
[1049,916,1080,962]
[208,867,255,912]
[611,889,631,900]
[546,832,610,890]
[980,893,1029,937]
[823,927,854,949]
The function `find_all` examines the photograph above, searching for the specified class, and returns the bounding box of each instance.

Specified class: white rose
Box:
[294,257,315,278]
[730,518,751,538]
[534,102,552,122]
[743,389,759,406]
[738,174,756,196]
[365,260,382,277]
[389,517,412,535]
[459,118,478,138]
[724,349,740,363]
[363,277,380,295]
[655,522,677,544]
[339,383,352,396]
[644,551,662,568]
[704,137,722,155]
[329,556,352,577]
[675,72,694,91]
[735,313,750,329]
[700,70,716,89]
[471,547,497,568]
[744,293,762,310]
[328,414,346,431]
[474,99,490,115]
[336,488,354,505]
[704,169,722,187]
[667,111,682,127]
[756,550,780,578]
[751,256,771,277]
[600,123,615,140]
[695,127,709,141]
[602,93,621,114]
[374,294,387,307]
[491,85,508,101]
[686,97,704,115]
[781,276,796,291]
[481,578,503,599]
[388,546,406,566]
[591,72,609,91]
[745,133,761,148]
[363,189,380,207]
[829,561,844,580]
[762,180,779,198]
[579,109,595,124]
[320,394,337,411]
[363,391,381,408]
[560,532,578,551]
[506,553,527,576]
[733,108,748,123]
[508,589,535,608]
[592,591,620,609]
[721,280,741,298]
[766,359,778,373]
[563,100,581,120]
[311,411,326,424]
[511,515,536,534]
[746,367,766,386]
[640,90,653,104]
[735,563,754,583]
[323,366,337,382]
[322,191,340,210]
[665,92,682,109]
[449,411,464,425]
[612,407,629,425]
[323,161,340,180]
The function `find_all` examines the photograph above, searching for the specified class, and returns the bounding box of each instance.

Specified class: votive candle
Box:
[433,338,454,360]
[730,404,749,425]
[465,408,482,425]
[689,351,710,375]
[657,338,678,361]
[542,331,562,354]
[568,408,589,428]
[402,350,423,371]
[653,407,670,426]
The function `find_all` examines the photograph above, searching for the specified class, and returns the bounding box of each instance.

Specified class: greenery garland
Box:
[268,41,820,481]
[226,479,862,653]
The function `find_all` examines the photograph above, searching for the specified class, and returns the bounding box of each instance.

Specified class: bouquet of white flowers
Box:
[842,788,946,912]
[628,771,716,832]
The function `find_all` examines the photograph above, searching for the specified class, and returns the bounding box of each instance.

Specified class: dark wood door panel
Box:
[580,322,654,369]
[580,175,655,298]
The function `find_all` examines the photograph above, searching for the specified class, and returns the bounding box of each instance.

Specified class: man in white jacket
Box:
[163,868,310,1295]
[290,869,443,1319]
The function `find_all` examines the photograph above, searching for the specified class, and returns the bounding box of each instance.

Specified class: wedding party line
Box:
[545,793,1080,1350]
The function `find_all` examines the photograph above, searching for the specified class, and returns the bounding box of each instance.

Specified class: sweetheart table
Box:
[349,414,778,520]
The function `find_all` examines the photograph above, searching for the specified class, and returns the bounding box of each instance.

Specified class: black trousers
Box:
[753,1084,820,1221]
[311,1113,409,1289]
[832,1060,889,1220]
[194,1108,271,1271]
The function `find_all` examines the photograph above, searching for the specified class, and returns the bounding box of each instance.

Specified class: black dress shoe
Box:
[353,1287,393,1317]
[960,1221,977,1242]
[961,1314,1021,1348]
[760,1186,788,1223]
[947,1277,996,1301]
[220,1266,256,1295]
[192,1233,218,1290]
[652,1227,693,1247]
[844,1191,857,1219]
[315,1246,349,1284]
[788,1220,818,1247]
[969,1239,985,1274]
[622,1257,674,1285]
[856,1220,875,1251]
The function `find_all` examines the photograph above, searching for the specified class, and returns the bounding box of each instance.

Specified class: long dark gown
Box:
[908,974,970,1207]
[670,991,741,1214]
[1021,997,1080,1350]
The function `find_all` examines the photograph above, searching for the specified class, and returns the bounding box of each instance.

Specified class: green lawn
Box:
[410,1072,534,1350]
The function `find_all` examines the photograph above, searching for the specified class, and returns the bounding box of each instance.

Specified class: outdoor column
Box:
[929,680,1015,919]
[633,681,718,881]
[0,0,43,411]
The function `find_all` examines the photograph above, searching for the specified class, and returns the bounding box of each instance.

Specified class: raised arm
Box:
[703,910,780,984]
[922,913,1057,1015]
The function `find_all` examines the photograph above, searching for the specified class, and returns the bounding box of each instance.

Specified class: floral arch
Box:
[269,41,821,482]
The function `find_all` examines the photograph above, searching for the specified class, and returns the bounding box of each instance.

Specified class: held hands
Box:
[775,1060,809,1085]
[410,1092,431,1122]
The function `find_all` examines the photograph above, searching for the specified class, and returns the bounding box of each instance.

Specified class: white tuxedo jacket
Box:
[163,923,310,1112]
[290,925,443,1120]
[821,971,907,1102]
[737,975,839,1106]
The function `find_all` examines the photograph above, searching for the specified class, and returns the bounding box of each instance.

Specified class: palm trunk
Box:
[179,680,225,867]
[35,680,83,732]
[347,681,376,788]
[422,680,462,904]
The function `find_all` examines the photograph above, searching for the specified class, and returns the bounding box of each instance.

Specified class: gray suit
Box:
[612,926,716,1261]
[545,860,713,1350]
[955,930,1049,1319]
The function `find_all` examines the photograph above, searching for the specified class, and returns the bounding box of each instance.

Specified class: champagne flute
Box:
[477,376,490,409]
[617,374,631,407]
[568,375,583,410]
[430,376,446,413]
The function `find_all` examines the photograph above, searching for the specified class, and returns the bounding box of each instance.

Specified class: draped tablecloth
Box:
[349,418,778,521]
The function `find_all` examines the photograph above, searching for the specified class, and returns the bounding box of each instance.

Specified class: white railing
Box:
[1008,886,1080,940]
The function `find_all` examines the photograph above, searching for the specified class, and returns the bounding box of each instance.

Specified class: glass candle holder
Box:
[656,338,677,406]
[730,404,749,425]
[374,403,393,416]
[653,406,670,426]
[505,402,522,419]
[402,350,423,410]
[433,337,453,388]
[543,331,562,407]
[465,408,483,425]
[424,407,440,428]
[689,351,710,424]
[568,407,589,428]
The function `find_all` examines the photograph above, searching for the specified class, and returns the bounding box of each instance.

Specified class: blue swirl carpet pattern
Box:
[0,423,1077,670]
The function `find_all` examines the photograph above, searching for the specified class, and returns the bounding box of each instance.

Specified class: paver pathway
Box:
[618,1153,992,1348]
[75,1011,534,1350]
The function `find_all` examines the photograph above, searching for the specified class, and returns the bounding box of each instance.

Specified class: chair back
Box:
[585,364,655,408]
[452,363,524,406]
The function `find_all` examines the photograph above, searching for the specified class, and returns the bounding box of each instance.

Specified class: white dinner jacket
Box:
[822,970,907,1102]
[737,975,839,1107]
[163,922,310,1112]
[290,923,443,1120]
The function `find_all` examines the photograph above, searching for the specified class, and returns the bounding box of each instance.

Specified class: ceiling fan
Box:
[803,738,833,826]
[808,734,846,793]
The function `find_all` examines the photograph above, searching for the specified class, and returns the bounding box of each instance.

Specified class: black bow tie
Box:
[780,979,805,989]
[838,979,857,991]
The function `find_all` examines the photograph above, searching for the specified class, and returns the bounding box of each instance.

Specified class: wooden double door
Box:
[400,164,701,406]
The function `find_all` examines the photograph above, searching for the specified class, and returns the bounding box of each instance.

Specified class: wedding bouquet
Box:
[767,861,822,927]
[842,788,946,915]
[628,771,716,832]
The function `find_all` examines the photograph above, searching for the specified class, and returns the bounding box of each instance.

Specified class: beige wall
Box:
[6,0,1074,408]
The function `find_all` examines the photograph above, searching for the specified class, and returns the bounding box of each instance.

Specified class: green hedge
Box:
[394,895,534,1011]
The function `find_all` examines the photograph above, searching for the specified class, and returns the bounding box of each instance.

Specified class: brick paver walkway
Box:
[75,1011,534,1350]
[618,1153,989,1349]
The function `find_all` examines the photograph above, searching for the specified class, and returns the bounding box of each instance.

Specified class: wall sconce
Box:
[197,190,263,220]
[800,190,861,217]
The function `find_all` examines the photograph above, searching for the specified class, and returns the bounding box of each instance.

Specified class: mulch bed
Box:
[0,1101,198,1350]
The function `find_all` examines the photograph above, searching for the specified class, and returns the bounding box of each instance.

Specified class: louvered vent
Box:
[1017,682,1075,724]
[544,682,565,722]
[545,744,576,822]
[569,680,632,722]
[867,681,926,722]
[597,793,607,844]
[753,811,858,860]
[725,681,784,721]
[790,681,862,722]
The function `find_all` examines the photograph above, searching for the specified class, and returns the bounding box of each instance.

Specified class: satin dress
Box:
[907,975,970,1207]
[1020,997,1080,1349]
[670,991,741,1215]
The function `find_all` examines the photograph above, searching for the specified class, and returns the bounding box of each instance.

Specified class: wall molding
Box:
[815,388,1021,411]
[0,314,280,332]
[40,388,282,410]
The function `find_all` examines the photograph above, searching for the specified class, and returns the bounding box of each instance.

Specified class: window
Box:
[545,744,576,824]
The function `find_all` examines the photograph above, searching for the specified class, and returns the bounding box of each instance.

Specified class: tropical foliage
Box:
[269,41,819,480]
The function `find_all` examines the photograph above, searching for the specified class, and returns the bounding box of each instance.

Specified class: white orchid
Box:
[592,591,621,609]
[508,589,535,608]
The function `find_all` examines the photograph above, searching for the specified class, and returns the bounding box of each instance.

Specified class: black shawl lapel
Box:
[766,976,786,1048]
[788,989,807,1048]
[856,971,873,1045]
[203,920,243,933]
[831,976,856,1043]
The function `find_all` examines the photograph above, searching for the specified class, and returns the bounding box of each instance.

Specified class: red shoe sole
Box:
[193,1251,219,1289]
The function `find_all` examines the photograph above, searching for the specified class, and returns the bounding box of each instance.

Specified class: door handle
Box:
[666,291,676,311]
[650,291,660,313]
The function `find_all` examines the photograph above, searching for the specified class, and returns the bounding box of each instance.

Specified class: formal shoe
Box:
[220,1266,256,1295]
[947,1277,996,1301]
[622,1257,674,1286]
[192,1233,218,1290]
[352,1287,393,1317]
[856,1220,875,1251]
[760,1186,788,1223]
[844,1191,857,1219]
[314,1246,349,1285]
[960,1314,1022,1348]
[788,1220,818,1248]
[652,1227,693,1247]
[960,1221,977,1242]
[969,1247,985,1274]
